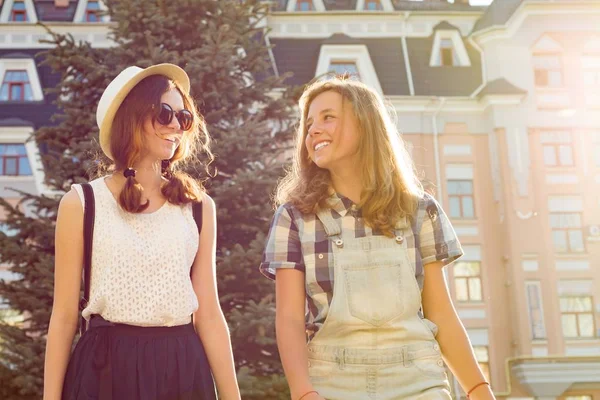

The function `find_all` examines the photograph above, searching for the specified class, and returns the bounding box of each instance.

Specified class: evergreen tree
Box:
[0,1,295,398]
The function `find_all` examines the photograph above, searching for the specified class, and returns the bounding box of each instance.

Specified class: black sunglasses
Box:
[155,103,193,131]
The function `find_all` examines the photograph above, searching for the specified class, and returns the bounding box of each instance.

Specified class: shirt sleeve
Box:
[259,204,305,280]
[418,193,463,267]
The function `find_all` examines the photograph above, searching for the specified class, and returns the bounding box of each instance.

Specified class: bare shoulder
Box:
[200,192,215,213]
[58,189,83,217]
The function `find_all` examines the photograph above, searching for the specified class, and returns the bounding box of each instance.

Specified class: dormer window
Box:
[429,23,471,68]
[287,0,325,12]
[86,1,100,22]
[440,39,455,66]
[10,1,28,21]
[365,0,383,10]
[295,0,314,11]
[329,61,360,80]
[0,70,33,101]
[0,59,44,102]
[315,43,383,94]
[0,144,32,176]
[73,0,109,23]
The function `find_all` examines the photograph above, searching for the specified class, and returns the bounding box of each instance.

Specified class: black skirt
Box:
[62,315,217,400]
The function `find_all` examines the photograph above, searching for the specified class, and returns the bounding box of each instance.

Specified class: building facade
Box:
[1,0,599,399]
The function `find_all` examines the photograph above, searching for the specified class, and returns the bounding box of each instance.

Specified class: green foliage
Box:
[0,1,296,397]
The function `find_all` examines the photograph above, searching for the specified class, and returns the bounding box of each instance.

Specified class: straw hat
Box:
[96,63,191,160]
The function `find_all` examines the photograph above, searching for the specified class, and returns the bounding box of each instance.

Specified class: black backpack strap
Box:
[79,183,95,335]
[190,200,203,326]
[192,200,203,235]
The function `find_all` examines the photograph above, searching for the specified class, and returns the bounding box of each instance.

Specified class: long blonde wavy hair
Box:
[276,78,423,237]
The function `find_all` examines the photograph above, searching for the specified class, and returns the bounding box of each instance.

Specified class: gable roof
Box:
[477,78,527,97]
[270,36,411,95]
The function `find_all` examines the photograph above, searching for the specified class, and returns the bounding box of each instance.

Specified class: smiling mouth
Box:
[164,137,179,145]
[314,141,331,151]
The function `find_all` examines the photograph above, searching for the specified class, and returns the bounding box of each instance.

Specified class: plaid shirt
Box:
[260,192,463,338]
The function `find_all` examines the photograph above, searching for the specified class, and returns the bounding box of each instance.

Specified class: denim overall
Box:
[306,209,452,400]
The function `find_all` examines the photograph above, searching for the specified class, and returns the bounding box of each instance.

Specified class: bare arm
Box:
[422,262,495,400]
[191,194,240,400]
[276,269,324,400]
[43,190,84,400]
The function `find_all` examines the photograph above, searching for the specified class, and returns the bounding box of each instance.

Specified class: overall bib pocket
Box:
[343,263,405,326]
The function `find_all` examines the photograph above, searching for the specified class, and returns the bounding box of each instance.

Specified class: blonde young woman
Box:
[44,64,240,400]
[260,78,495,400]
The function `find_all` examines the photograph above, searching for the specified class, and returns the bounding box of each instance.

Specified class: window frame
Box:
[0,60,43,102]
[85,0,101,22]
[0,144,31,177]
[1,70,32,102]
[559,295,596,339]
[532,52,564,89]
[453,261,483,303]
[364,0,383,11]
[447,179,476,219]
[328,60,360,79]
[295,0,314,11]
[549,212,585,254]
[0,0,37,23]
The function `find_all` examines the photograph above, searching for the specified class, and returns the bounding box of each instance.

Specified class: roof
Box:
[392,0,485,12]
[0,52,33,59]
[270,0,487,12]
[471,0,600,34]
[271,32,484,96]
[34,0,78,22]
[323,0,357,10]
[433,21,460,31]
[406,35,483,96]
[471,0,522,33]
[271,36,411,95]
[0,0,78,22]
[477,78,527,97]
[0,118,35,127]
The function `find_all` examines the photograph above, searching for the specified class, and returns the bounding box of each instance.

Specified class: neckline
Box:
[101,177,169,216]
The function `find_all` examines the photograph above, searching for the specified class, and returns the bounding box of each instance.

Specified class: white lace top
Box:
[72,177,200,327]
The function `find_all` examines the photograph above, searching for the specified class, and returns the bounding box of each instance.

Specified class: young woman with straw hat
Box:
[44,64,240,400]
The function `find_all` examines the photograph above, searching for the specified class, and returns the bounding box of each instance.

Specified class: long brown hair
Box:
[107,75,212,213]
[276,78,422,236]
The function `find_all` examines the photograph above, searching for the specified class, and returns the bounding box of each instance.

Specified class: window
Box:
[295,0,313,11]
[543,142,574,166]
[0,144,31,176]
[364,0,383,10]
[85,1,100,22]
[0,70,33,102]
[533,54,563,88]
[560,296,595,338]
[10,0,28,22]
[473,346,490,383]
[525,282,547,339]
[328,62,360,80]
[430,30,470,68]
[541,131,574,167]
[583,55,600,86]
[454,262,482,303]
[550,213,585,253]
[440,39,455,67]
[447,180,475,219]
